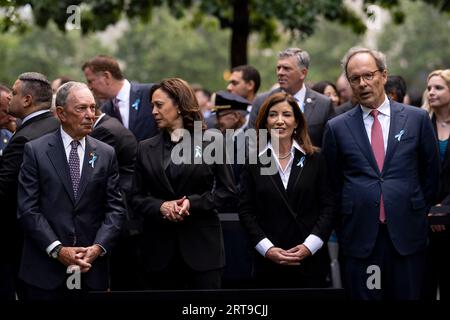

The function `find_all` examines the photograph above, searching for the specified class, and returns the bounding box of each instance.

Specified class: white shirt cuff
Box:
[46,240,62,255]
[303,234,323,255]
[255,238,274,257]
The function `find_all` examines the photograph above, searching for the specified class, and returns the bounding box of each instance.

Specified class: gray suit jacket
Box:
[17,130,125,290]
[248,88,334,147]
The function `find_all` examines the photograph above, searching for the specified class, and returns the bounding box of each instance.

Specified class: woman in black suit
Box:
[132,78,236,289]
[422,69,450,300]
[238,92,335,288]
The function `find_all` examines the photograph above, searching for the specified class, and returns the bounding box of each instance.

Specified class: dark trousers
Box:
[144,250,222,290]
[422,228,450,300]
[344,224,426,300]
[110,234,145,290]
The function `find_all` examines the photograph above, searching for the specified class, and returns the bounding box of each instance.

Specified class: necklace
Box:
[438,121,448,128]
[277,152,291,160]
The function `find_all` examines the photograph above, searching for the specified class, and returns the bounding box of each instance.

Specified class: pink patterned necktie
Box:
[370,109,386,223]
[69,140,80,199]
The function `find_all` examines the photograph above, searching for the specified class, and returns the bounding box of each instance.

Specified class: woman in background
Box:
[422,69,450,300]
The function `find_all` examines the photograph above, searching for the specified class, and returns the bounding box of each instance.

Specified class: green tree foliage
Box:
[0,22,110,85]
[115,9,229,90]
[377,0,450,94]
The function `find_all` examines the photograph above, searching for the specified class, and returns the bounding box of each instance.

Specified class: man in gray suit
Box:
[17,82,125,300]
[248,48,334,147]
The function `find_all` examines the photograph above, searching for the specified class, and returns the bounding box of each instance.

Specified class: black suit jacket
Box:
[238,148,335,271]
[17,131,125,290]
[90,114,137,195]
[132,132,237,272]
[248,88,334,147]
[102,82,157,141]
[0,112,59,254]
[432,115,450,205]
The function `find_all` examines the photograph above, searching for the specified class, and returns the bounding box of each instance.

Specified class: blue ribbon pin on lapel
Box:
[88,152,98,168]
[297,155,305,167]
[394,129,405,142]
[131,98,141,111]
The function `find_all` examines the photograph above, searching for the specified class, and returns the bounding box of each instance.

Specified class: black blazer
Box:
[102,82,157,141]
[432,115,450,205]
[132,132,237,272]
[90,114,137,195]
[238,148,335,268]
[0,111,59,253]
[17,131,125,290]
[248,88,335,147]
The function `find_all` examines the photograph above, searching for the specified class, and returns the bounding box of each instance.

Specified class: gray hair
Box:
[278,48,310,69]
[55,81,89,108]
[341,47,387,77]
[18,72,52,108]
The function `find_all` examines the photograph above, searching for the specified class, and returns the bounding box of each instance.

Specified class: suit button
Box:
[375,201,380,207]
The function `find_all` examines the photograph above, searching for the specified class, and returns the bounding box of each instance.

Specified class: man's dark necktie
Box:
[69,140,81,199]
[113,97,123,124]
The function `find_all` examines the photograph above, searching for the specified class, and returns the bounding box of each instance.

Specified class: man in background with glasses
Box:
[323,47,439,299]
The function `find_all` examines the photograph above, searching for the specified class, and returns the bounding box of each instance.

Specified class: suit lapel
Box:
[345,106,380,173]
[286,149,306,205]
[259,150,296,219]
[382,102,407,174]
[147,135,175,195]
[46,131,75,203]
[302,89,315,123]
[76,136,96,204]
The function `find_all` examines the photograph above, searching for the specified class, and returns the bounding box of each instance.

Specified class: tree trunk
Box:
[230,0,250,68]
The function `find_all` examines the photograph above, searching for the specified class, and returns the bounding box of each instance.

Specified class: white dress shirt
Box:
[293,84,307,112]
[255,140,324,257]
[360,95,391,153]
[115,79,131,129]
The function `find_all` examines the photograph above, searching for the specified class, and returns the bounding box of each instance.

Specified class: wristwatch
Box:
[50,245,62,259]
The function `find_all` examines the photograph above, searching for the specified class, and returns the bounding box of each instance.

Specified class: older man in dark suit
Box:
[17,82,125,300]
[248,48,334,147]
[83,55,157,142]
[0,73,60,301]
[322,47,439,299]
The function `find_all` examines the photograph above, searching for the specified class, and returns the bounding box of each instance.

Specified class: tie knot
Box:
[71,140,79,149]
[370,109,380,118]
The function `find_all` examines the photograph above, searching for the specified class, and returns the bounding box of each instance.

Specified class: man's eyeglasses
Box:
[348,70,381,85]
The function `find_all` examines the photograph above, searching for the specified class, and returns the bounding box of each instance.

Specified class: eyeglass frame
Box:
[347,69,382,85]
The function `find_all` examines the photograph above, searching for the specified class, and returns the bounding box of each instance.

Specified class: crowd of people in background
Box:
[0,46,449,301]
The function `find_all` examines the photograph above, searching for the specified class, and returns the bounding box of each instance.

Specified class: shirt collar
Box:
[116,79,131,103]
[60,126,86,151]
[22,110,51,125]
[292,84,307,104]
[360,95,390,119]
[259,139,305,157]
[93,113,106,128]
